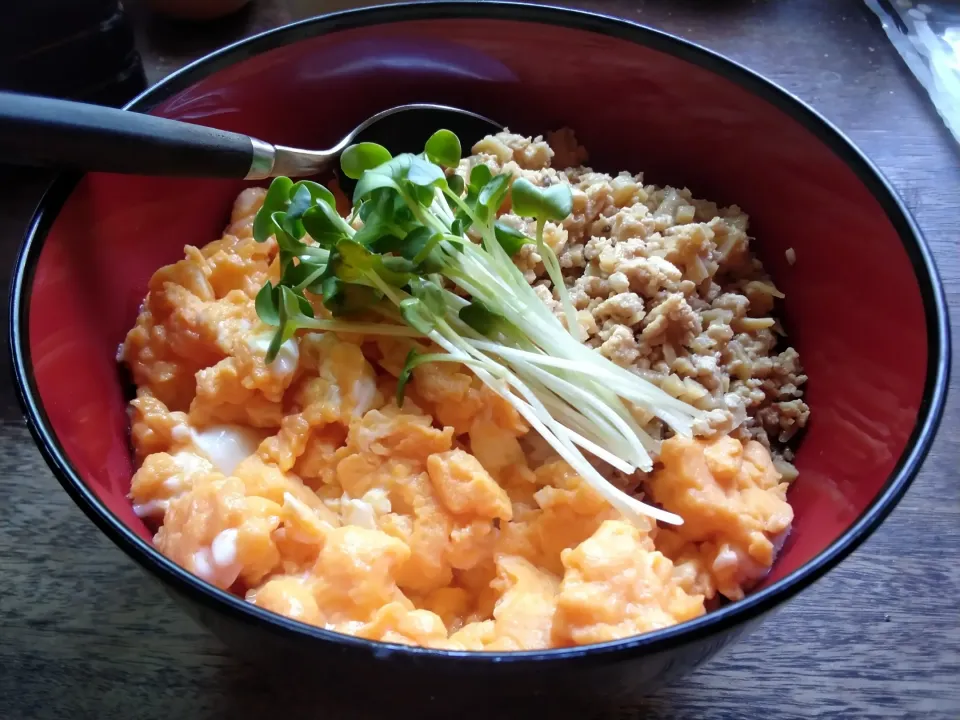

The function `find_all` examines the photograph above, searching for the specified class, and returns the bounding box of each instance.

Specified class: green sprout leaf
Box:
[293,179,337,208]
[381,255,418,276]
[370,188,398,223]
[255,282,280,326]
[368,234,404,255]
[321,276,383,317]
[469,164,492,191]
[281,285,315,321]
[510,177,578,341]
[424,129,461,168]
[413,184,436,208]
[336,239,378,272]
[266,324,286,364]
[263,286,315,363]
[476,173,511,222]
[508,177,541,219]
[396,348,419,407]
[399,297,436,335]
[351,154,418,203]
[395,226,433,261]
[353,217,387,247]
[412,232,444,267]
[253,176,294,242]
[302,202,351,247]
[353,172,401,204]
[540,183,574,221]
[368,226,444,272]
[511,178,573,222]
[493,221,532,256]
[282,257,328,293]
[376,154,415,180]
[341,142,393,180]
[408,277,445,316]
[478,174,510,208]
[270,212,299,248]
[447,173,465,197]
[281,183,313,240]
[336,239,415,287]
[357,199,373,223]
[459,301,504,336]
[450,215,469,237]
[407,155,446,188]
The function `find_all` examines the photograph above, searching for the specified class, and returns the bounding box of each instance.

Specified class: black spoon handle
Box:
[0,91,258,178]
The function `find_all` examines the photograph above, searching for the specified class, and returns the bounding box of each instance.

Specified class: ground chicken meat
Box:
[475,129,807,461]
[598,325,641,368]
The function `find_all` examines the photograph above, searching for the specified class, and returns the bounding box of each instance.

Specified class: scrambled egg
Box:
[651,435,794,601]
[123,186,795,650]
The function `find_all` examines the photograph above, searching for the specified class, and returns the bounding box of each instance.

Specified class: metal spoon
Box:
[0,91,502,181]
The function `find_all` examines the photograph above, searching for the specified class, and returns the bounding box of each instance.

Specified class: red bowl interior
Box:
[21,12,932,603]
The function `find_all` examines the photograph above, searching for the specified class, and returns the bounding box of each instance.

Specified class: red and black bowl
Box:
[8,2,950,716]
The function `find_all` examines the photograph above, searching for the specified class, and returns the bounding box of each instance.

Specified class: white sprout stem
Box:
[474,352,637,474]
[514,366,626,449]
[300,318,424,337]
[535,218,581,342]
[527,348,663,457]
[557,428,635,475]
[469,337,690,422]
[533,393,637,474]
[510,357,653,471]
[402,192,450,238]
[432,187,456,226]
[440,288,469,311]
[443,243,520,306]
[439,198,532,297]
[428,326,680,525]
[501,390,681,526]
[365,271,410,307]
[444,189,520,279]
[466,335,702,430]
[608,396,662,455]
[551,340,702,424]
[368,302,406,323]
[502,352,651,465]
[498,345,663,457]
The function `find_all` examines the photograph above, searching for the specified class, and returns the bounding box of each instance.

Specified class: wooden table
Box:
[1,1,957,718]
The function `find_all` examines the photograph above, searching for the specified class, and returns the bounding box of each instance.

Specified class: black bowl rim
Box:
[9,0,951,666]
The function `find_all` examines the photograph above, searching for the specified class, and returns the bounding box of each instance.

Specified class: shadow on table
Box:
[208,656,671,720]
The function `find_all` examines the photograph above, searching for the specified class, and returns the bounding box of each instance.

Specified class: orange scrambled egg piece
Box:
[552,519,705,645]
[650,435,794,601]
[123,189,794,650]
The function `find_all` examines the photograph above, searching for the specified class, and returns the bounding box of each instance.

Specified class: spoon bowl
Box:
[263,102,503,196]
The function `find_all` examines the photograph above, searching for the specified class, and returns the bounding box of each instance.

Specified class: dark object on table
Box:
[864,0,960,145]
[0,0,146,107]
[7,4,950,719]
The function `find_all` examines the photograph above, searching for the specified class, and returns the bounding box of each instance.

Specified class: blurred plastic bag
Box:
[865,0,960,142]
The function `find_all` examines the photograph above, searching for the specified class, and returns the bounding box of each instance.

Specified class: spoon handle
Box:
[0,91,269,179]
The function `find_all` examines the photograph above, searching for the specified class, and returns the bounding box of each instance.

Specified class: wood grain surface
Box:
[1,1,957,718]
